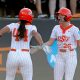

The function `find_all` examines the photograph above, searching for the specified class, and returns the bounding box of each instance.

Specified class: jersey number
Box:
[13,28,28,42]
[63,43,72,50]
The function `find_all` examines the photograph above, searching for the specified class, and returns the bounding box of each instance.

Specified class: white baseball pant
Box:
[5,50,33,80]
[54,50,77,80]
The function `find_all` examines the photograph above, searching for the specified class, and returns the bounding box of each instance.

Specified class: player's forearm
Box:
[34,32,43,45]
[77,40,80,47]
[32,31,43,45]
[46,41,52,46]
[46,38,55,46]
[0,26,10,36]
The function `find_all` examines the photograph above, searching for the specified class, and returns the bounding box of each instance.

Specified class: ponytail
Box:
[18,20,27,39]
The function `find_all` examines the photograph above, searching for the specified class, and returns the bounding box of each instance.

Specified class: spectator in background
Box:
[6,0,17,18]
[0,0,6,17]
[6,0,27,18]
[49,0,66,19]
[70,0,77,14]
[34,0,48,18]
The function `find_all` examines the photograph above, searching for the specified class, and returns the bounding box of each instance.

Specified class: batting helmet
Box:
[19,8,33,23]
[56,7,72,21]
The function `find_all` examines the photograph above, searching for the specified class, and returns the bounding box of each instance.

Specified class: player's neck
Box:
[60,22,71,28]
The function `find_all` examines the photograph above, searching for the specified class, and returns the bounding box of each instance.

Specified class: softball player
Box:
[46,7,80,80]
[0,8,43,80]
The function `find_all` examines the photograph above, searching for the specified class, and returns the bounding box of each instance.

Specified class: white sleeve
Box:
[73,27,80,40]
[50,26,57,39]
[31,25,37,32]
[7,23,15,32]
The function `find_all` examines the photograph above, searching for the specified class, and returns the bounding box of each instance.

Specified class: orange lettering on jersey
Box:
[13,28,19,41]
[13,28,28,42]
[15,36,19,41]
[13,28,16,37]
[58,35,69,42]
[15,30,19,41]
[63,43,72,50]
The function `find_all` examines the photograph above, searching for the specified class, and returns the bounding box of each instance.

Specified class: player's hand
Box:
[42,44,51,54]
[31,45,42,50]
[30,45,42,54]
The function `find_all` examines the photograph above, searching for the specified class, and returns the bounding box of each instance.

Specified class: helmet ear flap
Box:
[64,16,67,21]
[64,15,72,21]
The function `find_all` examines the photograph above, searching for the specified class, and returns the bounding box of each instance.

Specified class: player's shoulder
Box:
[8,22,17,25]
[69,24,79,34]
[52,25,60,30]
[71,25,79,31]
[30,25,36,27]
[25,25,37,32]
[28,25,37,29]
[7,22,19,27]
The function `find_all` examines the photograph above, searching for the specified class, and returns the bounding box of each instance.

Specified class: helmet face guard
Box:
[19,8,33,23]
[55,7,72,22]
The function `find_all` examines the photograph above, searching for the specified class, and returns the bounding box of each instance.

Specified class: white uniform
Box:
[6,23,37,80]
[50,24,80,80]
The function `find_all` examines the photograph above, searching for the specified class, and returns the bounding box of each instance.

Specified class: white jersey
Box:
[50,24,80,50]
[7,23,37,51]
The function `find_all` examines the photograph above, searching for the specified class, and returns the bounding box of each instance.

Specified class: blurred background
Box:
[0,0,80,18]
[0,19,80,80]
[0,0,80,80]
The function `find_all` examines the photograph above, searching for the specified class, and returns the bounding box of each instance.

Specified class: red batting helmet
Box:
[19,8,33,23]
[56,7,72,21]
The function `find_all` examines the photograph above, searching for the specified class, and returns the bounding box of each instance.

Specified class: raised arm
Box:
[0,26,10,37]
